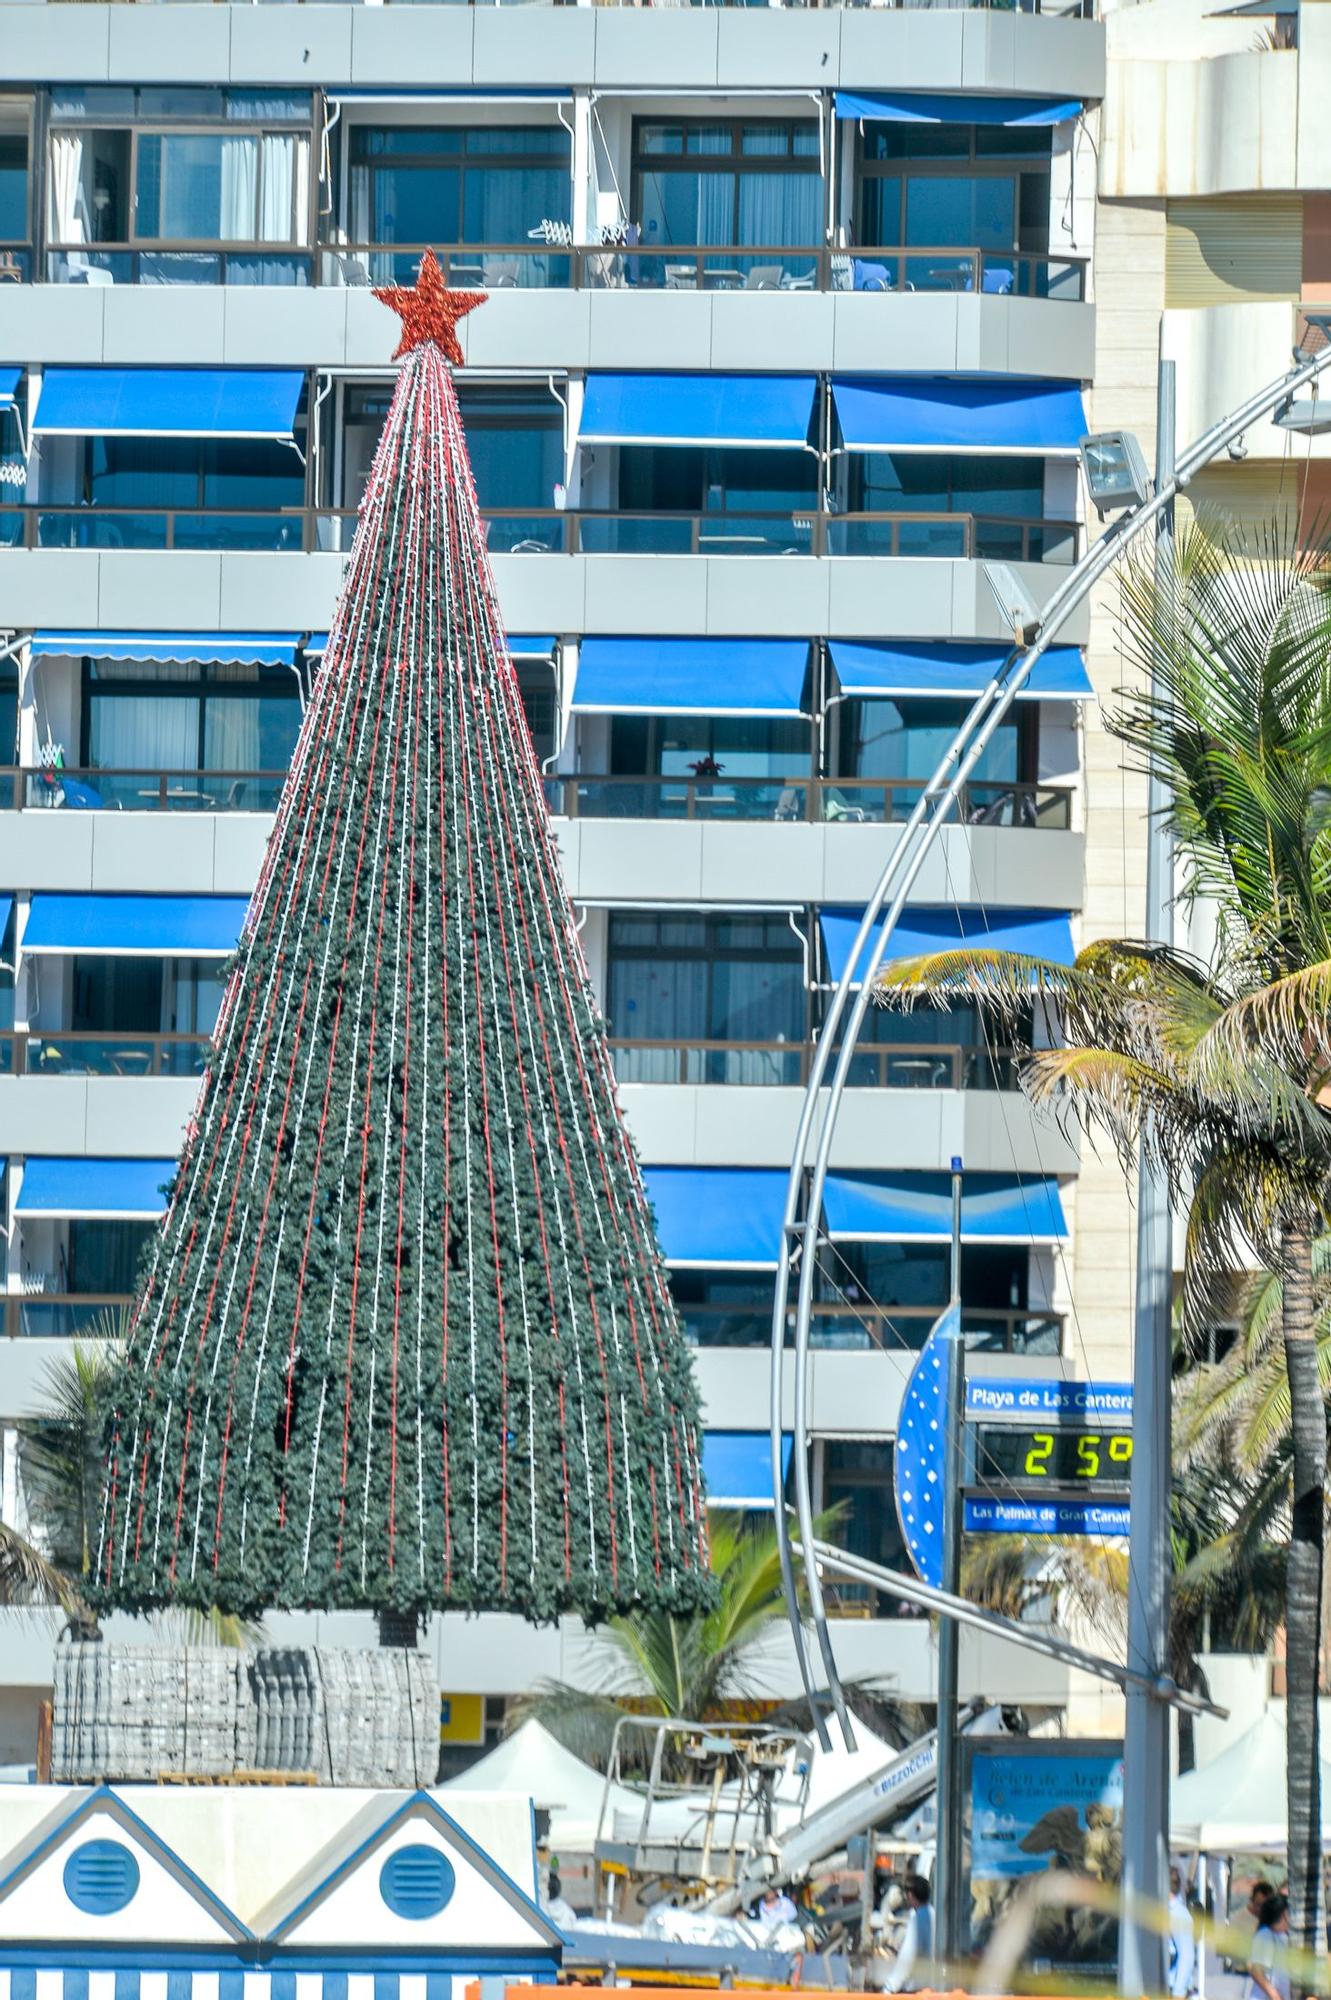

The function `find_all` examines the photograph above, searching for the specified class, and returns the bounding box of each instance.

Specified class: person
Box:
[1246,1892,1291,2000]
[1168,1866,1197,1998]
[884,1872,933,1994]
[542,1869,578,1933]
[756,1884,799,1931]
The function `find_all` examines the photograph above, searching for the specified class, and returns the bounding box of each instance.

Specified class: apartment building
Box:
[0,1,1110,1764]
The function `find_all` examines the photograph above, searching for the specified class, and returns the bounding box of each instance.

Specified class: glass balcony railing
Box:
[315,243,1088,298]
[555,774,1073,828]
[1,504,1078,562]
[1,1293,131,1340]
[6,766,288,812]
[46,247,313,287]
[682,1302,1063,1354]
[7,1030,212,1078]
[608,1038,1022,1089]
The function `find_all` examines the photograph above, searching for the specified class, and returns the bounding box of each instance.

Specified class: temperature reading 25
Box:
[973,1425,1134,1491]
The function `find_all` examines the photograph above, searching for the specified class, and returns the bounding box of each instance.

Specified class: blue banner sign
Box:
[965,1378,1132,1421]
[964,1496,1130,1536]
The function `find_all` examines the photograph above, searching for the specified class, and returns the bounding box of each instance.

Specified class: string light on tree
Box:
[95,257,714,1624]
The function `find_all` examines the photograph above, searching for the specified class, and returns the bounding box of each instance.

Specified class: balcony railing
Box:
[5,767,287,812]
[6,1029,212,1077]
[2,1293,131,1340]
[556,774,1073,828]
[320,242,1088,302]
[684,1302,1063,1354]
[1,765,1073,828]
[0,503,1080,562]
[0,1290,1062,1349]
[609,1037,1021,1088]
[46,247,313,288]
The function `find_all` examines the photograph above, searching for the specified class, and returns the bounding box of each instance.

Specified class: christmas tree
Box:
[95,256,713,1624]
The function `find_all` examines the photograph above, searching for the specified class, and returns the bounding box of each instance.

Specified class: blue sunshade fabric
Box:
[0,896,12,941]
[829,640,1092,702]
[16,1157,175,1219]
[23,894,248,958]
[32,369,304,439]
[835,90,1081,127]
[819,906,1075,986]
[30,632,302,668]
[578,374,817,449]
[572,638,810,717]
[0,369,19,407]
[831,378,1087,454]
[703,1432,794,1510]
[643,1166,788,1268]
[823,1171,1067,1242]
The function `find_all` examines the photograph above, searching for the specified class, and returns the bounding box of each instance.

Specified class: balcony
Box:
[5,766,287,813]
[685,1300,1062,1354]
[317,241,1088,303]
[4,1029,210,1078]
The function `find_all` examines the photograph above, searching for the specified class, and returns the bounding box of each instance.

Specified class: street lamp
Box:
[1079,429,1153,515]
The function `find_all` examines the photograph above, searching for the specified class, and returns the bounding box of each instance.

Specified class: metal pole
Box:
[1118,353,1176,1999]
[934,1160,965,1967]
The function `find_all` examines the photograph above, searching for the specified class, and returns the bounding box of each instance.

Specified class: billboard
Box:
[965,1740,1124,1970]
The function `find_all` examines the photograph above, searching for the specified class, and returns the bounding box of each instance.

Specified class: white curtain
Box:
[260,133,307,243]
[220,136,258,242]
[88,695,198,775]
[48,133,85,243]
[203,698,261,774]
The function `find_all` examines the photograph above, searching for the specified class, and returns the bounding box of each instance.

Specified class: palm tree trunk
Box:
[1280,1221,1326,1965]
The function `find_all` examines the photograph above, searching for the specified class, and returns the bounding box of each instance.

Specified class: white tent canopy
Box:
[442,1720,641,1855]
[1171,1708,1331,1854]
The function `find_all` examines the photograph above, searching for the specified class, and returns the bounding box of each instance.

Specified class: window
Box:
[836,696,1026,785]
[347,124,571,248]
[606,913,806,1079]
[850,454,1046,521]
[820,1441,913,1616]
[633,121,821,255]
[669,1271,774,1348]
[47,437,307,552]
[618,446,818,516]
[609,714,810,783]
[71,958,226,1039]
[825,1242,1028,1319]
[0,98,32,253]
[82,659,303,779]
[856,124,1051,255]
[0,658,16,763]
[67,1220,155,1296]
[46,89,313,284]
[340,383,561,518]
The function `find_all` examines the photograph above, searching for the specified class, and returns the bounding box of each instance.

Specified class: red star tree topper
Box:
[373,250,486,364]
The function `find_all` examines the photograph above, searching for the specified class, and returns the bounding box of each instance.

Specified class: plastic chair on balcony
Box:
[665,264,699,290]
[852,259,891,293]
[483,256,522,289]
[744,265,785,291]
[773,786,804,822]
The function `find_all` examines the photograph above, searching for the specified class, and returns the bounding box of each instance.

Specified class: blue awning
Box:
[829,641,1092,702]
[578,374,817,450]
[16,1156,174,1220]
[32,369,305,440]
[831,377,1087,455]
[31,632,303,669]
[0,896,12,940]
[823,1171,1067,1243]
[835,91,1081,126]
[819,906,1075,986]
[703,1432,794,1510]
[643,1166,788,1268]
[572,638,810,717]
[0,369,19,409]
[23,894,248,958]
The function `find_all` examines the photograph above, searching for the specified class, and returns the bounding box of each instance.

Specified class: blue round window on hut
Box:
[64,1839,140,1915]
[379,1844,456,1920]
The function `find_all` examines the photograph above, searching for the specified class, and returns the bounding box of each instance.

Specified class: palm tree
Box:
[878,519,1331,1957]
[516,1509,839,1770]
